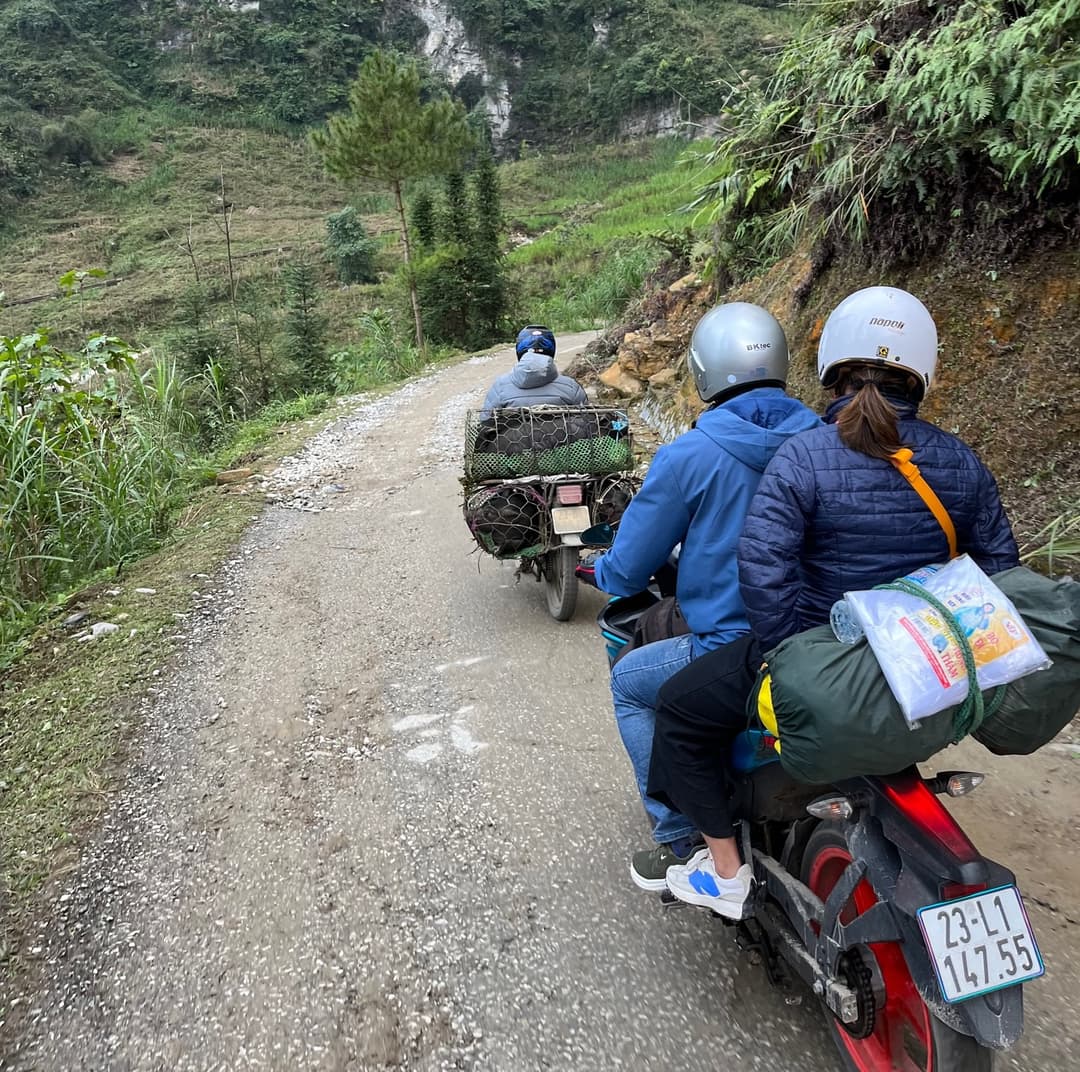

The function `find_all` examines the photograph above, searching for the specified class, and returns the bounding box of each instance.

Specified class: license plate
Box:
[917,885,1044,1003]
[551,505,591,535]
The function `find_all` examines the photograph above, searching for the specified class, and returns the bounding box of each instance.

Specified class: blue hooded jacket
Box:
[737,395,1020,653]
[594,387,822,655]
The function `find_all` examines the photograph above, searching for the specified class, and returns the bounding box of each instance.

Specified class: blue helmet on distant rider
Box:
[515,325,557,360]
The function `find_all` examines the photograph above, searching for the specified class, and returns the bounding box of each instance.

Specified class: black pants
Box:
[647,635,761,839]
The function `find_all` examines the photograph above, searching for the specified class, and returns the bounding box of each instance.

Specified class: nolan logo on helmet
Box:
[869,317,906,330]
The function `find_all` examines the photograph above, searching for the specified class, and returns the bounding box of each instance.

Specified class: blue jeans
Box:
[610,634,696,845]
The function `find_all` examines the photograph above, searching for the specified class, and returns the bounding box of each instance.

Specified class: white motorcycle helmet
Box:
[817,287,938,401]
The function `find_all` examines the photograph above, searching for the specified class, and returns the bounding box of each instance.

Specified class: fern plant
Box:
[691,0,1080,271]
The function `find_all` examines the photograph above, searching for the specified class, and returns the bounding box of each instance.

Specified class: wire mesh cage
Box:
[593,474,641,528]
[463,482,553,559]
[463,406,634,482]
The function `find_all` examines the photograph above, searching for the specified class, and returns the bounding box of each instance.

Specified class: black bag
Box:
[614,596,690,665]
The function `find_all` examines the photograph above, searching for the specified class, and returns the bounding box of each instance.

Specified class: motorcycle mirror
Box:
[579,523,615,549]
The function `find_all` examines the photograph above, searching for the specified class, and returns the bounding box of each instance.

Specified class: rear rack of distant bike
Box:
[461,406,637,560]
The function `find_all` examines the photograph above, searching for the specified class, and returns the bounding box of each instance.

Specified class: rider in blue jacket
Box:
[578,303,821,890]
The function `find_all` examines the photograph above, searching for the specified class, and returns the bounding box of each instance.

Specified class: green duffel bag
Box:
[972,566,1080,755]
[760,566,1080,785]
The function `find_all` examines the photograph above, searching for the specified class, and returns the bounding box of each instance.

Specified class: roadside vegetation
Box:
[690,0,1080,282]
[0,316,334,665]
[682,0,1080,557]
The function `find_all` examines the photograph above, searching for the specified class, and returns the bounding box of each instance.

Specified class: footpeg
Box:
[659,889,687,909]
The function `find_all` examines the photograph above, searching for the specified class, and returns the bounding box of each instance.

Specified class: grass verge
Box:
[0,392,344,958]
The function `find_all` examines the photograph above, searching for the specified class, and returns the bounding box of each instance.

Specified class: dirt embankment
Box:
[573,246,1080,540]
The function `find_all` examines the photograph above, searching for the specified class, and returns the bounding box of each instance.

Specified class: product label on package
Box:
[897,597,1029,688]
[847,554,1051,724]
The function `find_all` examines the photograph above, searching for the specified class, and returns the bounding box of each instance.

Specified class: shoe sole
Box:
[665,884,754,920]
[629,861,669,893]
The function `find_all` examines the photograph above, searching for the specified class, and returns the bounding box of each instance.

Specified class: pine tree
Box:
[325,206,377,284]
[440,171,472,246]
[282,259,329,389]
[410,190,437,252]
[467,148,507,343]
[471,148,503,254]
[311,50,474,349]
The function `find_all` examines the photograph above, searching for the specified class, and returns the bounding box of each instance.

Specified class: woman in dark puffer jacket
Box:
[649,286,1020,917]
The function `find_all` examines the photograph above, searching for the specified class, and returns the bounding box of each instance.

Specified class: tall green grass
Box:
[330,309,427,392]
[532,241,666,329]
[1020,504,1080,576]
[0,338,194,642]
[503,140,708,329]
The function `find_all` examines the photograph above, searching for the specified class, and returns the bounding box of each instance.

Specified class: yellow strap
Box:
[756,674,782,754]
[889,448,959,560]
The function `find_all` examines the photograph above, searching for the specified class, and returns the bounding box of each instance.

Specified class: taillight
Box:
[880,771,980,864]
[941,881,987,901]
[556,484,584,505]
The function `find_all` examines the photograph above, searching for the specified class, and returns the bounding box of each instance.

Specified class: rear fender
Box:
[848,807,1025,1049]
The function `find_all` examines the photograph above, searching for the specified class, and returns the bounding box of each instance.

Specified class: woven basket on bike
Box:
[462,407,634,482]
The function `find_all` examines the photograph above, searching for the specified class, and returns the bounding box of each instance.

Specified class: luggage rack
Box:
[462,406,635,483]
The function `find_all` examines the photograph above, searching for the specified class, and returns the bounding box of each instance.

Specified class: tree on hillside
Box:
[325,206,378,284]
[440,171,472,245]
[470,148,503,252]
[282,258,329,389]
[413,154,509,349]
[311,50,474,349]
[410,189,437,251]
[467,148,508,341]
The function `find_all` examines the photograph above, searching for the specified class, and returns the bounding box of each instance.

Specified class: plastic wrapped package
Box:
[844,555,1051,724]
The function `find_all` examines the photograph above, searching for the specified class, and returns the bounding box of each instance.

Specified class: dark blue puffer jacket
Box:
[737,395,1020,653]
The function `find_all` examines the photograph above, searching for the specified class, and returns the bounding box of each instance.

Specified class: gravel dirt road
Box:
[3,338,1078,1071]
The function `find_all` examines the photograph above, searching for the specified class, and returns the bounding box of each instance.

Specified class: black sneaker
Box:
[630,843,708,892]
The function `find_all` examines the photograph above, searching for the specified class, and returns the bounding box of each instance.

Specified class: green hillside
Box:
[0,0,793,212]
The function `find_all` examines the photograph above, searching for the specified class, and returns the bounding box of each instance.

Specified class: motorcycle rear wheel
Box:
[542,546,579,621]
[802,822,993,1072]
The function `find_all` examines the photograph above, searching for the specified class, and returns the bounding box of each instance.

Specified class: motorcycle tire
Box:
[542,546,579,622]
[802,822,994,1072]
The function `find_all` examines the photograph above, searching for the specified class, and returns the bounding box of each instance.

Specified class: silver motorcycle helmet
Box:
[817,286,938,400]
[687,302,790,404]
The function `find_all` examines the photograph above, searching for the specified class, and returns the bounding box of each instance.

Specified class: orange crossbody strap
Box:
[889,448,959,560]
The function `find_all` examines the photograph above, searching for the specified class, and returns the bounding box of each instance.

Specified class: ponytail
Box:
[834,366,917,460]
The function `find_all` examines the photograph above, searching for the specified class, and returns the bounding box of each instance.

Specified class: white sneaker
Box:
[665,855,753,918]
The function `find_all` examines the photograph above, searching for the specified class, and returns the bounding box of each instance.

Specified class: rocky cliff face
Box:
[413,0,512,140]
[584,247,1080,540]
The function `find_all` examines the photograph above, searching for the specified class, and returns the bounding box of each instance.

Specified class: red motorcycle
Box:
[591,527,1043,1071]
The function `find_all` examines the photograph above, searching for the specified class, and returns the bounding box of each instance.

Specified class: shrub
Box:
[0,329,192,623]
[331,309,423,391]
[281,258,329,388]
[325,206,378,284]
[39,110,105,165]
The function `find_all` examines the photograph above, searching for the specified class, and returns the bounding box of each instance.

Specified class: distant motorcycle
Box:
[586,524,1041,1071]
[461,407,638,621]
